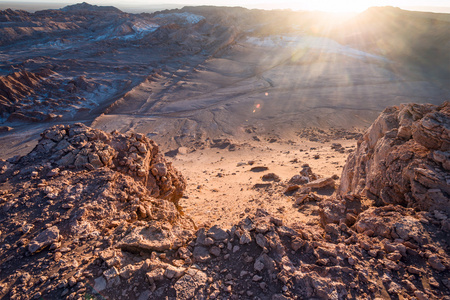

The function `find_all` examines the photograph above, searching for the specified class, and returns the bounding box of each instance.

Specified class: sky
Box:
[4,0,450,13]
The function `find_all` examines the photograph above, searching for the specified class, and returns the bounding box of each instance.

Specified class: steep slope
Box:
[333,7,450,82]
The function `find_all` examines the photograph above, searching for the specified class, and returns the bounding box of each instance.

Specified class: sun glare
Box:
[283,0,377,13]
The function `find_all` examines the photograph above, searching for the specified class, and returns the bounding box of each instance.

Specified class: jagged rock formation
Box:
[0,69,63,122]
[315,102,450,299]
[0,124,193,299]
[24,123,185,201]
[339,102,450,213]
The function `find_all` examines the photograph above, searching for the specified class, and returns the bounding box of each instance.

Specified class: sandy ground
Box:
[173,137,356,229]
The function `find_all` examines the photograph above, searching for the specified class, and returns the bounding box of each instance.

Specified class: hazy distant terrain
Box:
[0,3,449,156]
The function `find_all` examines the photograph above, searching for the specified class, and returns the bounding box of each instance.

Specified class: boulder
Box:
[339,102,450,213]
[304,177,335,189]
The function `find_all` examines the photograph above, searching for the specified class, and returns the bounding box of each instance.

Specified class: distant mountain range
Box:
[60,2,122,13]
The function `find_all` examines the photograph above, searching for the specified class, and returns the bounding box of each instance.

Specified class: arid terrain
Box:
[0,3,449,300]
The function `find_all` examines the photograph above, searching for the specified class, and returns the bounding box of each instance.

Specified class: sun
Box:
[287,0,377,13]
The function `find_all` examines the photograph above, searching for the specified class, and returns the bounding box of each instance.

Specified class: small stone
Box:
[304,177,335,189]
[68,277,77,287]
[164,265,185,279]
[28,226,60,254]
[428,255,446,271]
[295,194,309,205]
[348,257,355,265]
[262,173,281,182]
[119,264,138,279]
[403,279,416,291]
[103,267,119,281]
[407,266,422,274]
[61,203,73,209]
[146,268,164,284]
[384,259,400,270]
[193,246,211,262]
[414,290,428,300]
[254,259,264,272]
[429,277,440,288]
[204,237,214,246]
[270,217,283,226]
[239,230,252,244]
[21,223,34,234]
[387,251,402,261]
[255,234,268,249]
[252,275,262,282]
[209,246,221,257]
[291,238,304,251]
[289,175,309,185]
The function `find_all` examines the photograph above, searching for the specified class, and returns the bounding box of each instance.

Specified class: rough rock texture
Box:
[0,124,194,299]
[29,123,185,202]
[339,102,450,213]
[1,106,450,300]
[316,103,450,300]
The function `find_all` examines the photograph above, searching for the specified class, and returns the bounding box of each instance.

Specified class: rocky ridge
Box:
[0,124,193,299]
[0,70,60,122]
[0,69,107,123]
[0,103,449,300]
[339,101,450,213]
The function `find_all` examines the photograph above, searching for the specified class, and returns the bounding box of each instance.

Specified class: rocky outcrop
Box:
[339,102,450,213]
[0,124,193,299]
[26,123,185,202]
[315,103,450,300]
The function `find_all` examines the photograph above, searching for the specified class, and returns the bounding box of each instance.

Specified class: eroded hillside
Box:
[1,5,450,159]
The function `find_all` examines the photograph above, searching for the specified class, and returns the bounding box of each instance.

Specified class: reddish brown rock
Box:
[339,102,450,213]
[28,226,60,254]
[30,123,186,203]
